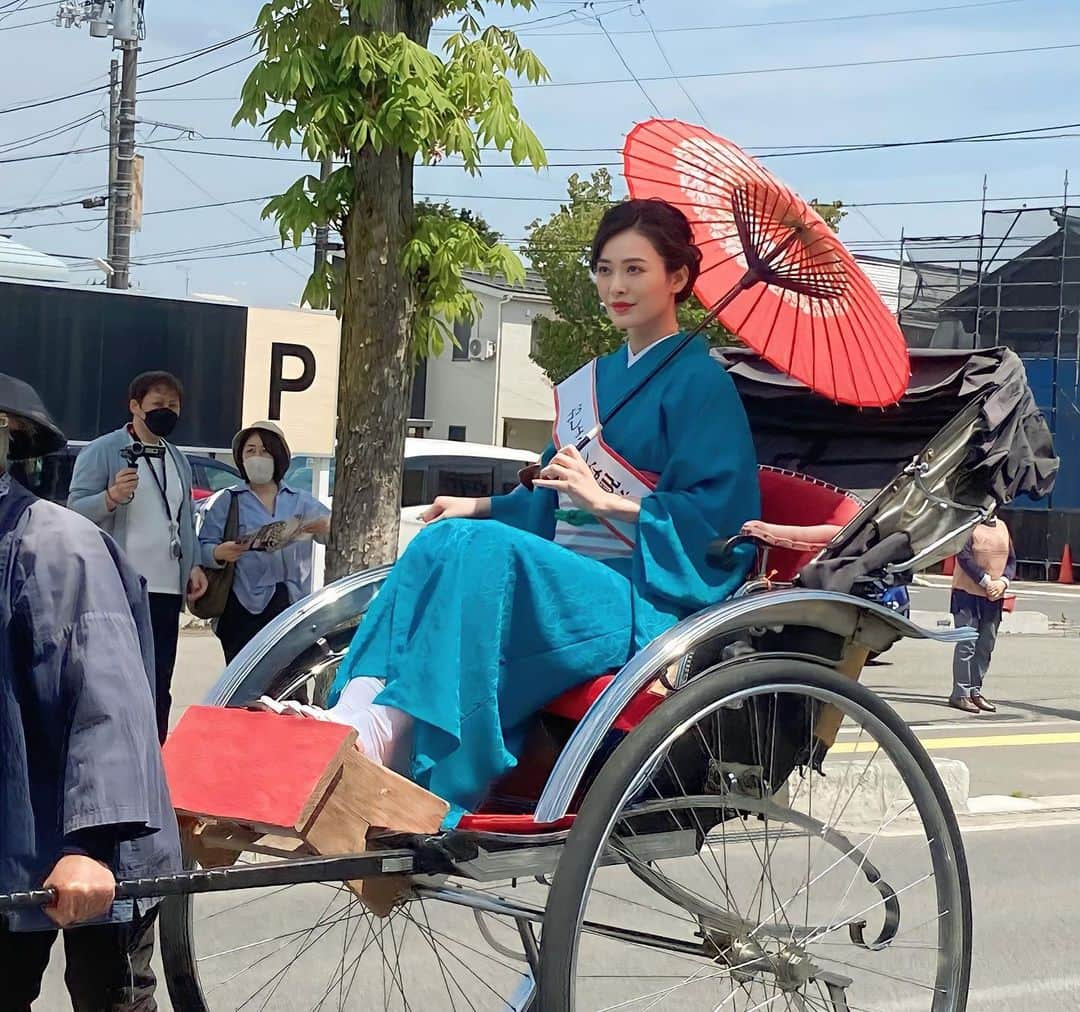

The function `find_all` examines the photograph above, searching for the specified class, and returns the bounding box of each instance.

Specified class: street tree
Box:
[236,0,547,578]
[527,172,846,383]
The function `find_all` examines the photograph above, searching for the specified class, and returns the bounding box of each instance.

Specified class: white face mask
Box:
[245,455,275,485]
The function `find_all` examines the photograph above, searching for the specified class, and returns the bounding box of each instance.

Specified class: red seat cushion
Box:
[544,674,668,732]
[753,467,863,580]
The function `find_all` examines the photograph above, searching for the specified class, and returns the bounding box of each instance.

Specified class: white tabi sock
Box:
[326,676,412,770]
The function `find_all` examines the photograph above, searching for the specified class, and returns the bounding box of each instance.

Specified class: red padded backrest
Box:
[756,467,863,580]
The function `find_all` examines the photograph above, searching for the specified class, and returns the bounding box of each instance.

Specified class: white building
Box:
[417,270,556,452]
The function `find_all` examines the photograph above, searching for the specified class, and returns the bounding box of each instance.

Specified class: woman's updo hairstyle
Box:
[589,198,703,304]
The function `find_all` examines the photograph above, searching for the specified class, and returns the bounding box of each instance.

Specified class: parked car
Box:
[285,437,540,555]
[9,445,241,504]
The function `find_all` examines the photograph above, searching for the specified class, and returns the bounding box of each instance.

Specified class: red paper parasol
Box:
[623,119,910,407]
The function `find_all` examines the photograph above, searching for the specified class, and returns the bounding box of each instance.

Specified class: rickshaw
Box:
[144,345,1056,1011]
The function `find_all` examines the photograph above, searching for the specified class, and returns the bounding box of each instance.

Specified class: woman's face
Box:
[242,434,272,464]
[594,228,688,332]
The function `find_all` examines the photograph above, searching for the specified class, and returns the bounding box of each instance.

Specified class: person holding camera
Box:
[69,371,208,742]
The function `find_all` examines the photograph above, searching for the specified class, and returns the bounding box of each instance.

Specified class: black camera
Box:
[120,440,166,468]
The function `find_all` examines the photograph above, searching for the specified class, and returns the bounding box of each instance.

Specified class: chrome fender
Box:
[533,588,974,824]
[202,566,391,707]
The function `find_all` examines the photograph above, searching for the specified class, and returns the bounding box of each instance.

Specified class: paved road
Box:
[912,576,1080,626]
[35,620,1080,1010]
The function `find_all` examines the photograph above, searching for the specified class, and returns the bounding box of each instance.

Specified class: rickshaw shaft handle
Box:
[0,850,417,911]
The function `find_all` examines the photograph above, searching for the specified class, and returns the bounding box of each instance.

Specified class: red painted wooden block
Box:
[163,705,357,832]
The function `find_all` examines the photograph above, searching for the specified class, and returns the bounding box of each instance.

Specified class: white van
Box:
[396,438,539,552]
[291,439,540,569]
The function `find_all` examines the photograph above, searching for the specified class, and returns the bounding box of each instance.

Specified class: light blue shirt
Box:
[198,483,330,615]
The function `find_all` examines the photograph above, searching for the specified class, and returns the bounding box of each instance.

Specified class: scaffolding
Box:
[897,190,1079,576]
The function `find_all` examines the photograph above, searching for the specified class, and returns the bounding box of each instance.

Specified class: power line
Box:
[516,39,1080,88]
[591,9,661,117]
[140,52,259,95]
[452,0,1031,36]
[141,27,260,67]
[126,122,1080,168]
[0,111,104,155]
[0,15,53,30]
[6,189,1074,240]
[637,3,711,127]
[0,195,103,216]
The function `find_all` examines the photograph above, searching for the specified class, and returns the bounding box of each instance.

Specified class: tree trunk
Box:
[324,2,435,582]
[325,147,416,580]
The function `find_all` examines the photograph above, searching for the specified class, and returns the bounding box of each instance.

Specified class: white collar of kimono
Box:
[625,331,679,367]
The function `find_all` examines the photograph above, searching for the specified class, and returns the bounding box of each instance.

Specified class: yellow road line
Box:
[832,731,1080,754]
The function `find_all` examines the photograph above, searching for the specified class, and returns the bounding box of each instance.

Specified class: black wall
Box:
[1,281,248,448]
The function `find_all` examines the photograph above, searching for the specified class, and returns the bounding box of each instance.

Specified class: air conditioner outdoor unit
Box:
[468,338,496,361]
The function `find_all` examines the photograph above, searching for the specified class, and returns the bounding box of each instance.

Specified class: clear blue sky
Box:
[2,0,1078,304]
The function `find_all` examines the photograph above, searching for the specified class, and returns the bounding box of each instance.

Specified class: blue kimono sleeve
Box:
[634,359,760,614]
[488,443,558,540]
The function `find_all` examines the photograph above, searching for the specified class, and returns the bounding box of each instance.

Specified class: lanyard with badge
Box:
[144,448,183,561]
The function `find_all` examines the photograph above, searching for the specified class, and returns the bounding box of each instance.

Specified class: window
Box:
[447,425,467,442]
[452,318,471,361]
[200,460,242,492]
[497,461,526,495]
[401,466,426,507]
[408,456,496,499]
[530,316,544,358]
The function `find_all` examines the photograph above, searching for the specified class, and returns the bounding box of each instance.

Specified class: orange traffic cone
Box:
[1059,544,1074,585]
[942,555,956,577]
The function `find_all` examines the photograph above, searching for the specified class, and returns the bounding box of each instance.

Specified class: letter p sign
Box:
[268,342,316,420]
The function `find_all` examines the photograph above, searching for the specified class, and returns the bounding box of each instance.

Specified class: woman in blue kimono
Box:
[320,198,760,825]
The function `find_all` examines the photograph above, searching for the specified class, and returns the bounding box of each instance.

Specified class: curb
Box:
[910,608,1051,635]
[966,793,1080,816]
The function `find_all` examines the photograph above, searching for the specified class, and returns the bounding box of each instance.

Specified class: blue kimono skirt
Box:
[330,335,760,825]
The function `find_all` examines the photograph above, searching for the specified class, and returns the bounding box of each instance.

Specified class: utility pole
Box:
[108,0,140,289]
[56,1,142,289]
[110,32,139,289]
[106,55,120,270]
[313,153,334,273]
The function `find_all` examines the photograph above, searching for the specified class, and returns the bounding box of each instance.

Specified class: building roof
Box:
[0,235,72,284]
[462,269,549,297]
[937,209,1079,310]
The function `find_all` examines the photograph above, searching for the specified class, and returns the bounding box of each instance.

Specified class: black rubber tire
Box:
[536,656,973,1012]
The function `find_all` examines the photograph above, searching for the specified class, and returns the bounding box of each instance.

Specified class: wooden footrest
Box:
[163,706,449,914]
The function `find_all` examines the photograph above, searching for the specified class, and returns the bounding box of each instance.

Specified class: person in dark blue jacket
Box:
[0,374,181,1011]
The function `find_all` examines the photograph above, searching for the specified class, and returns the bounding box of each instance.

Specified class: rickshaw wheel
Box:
[538,656,972,1011]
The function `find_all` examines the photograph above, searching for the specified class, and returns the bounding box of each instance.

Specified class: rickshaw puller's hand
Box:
[420,496,491,523]
[43,854,116,927]
[534,445,609,514]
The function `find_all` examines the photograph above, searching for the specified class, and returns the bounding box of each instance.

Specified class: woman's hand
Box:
[532,446,610,514]
[420,496,491,523]
[214,540,249,564]
[302,515,331,537]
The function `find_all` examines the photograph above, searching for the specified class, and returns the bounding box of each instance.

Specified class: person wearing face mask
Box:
[198,421,331,663]
[68,371,208,742]
[0,374,181,1011]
